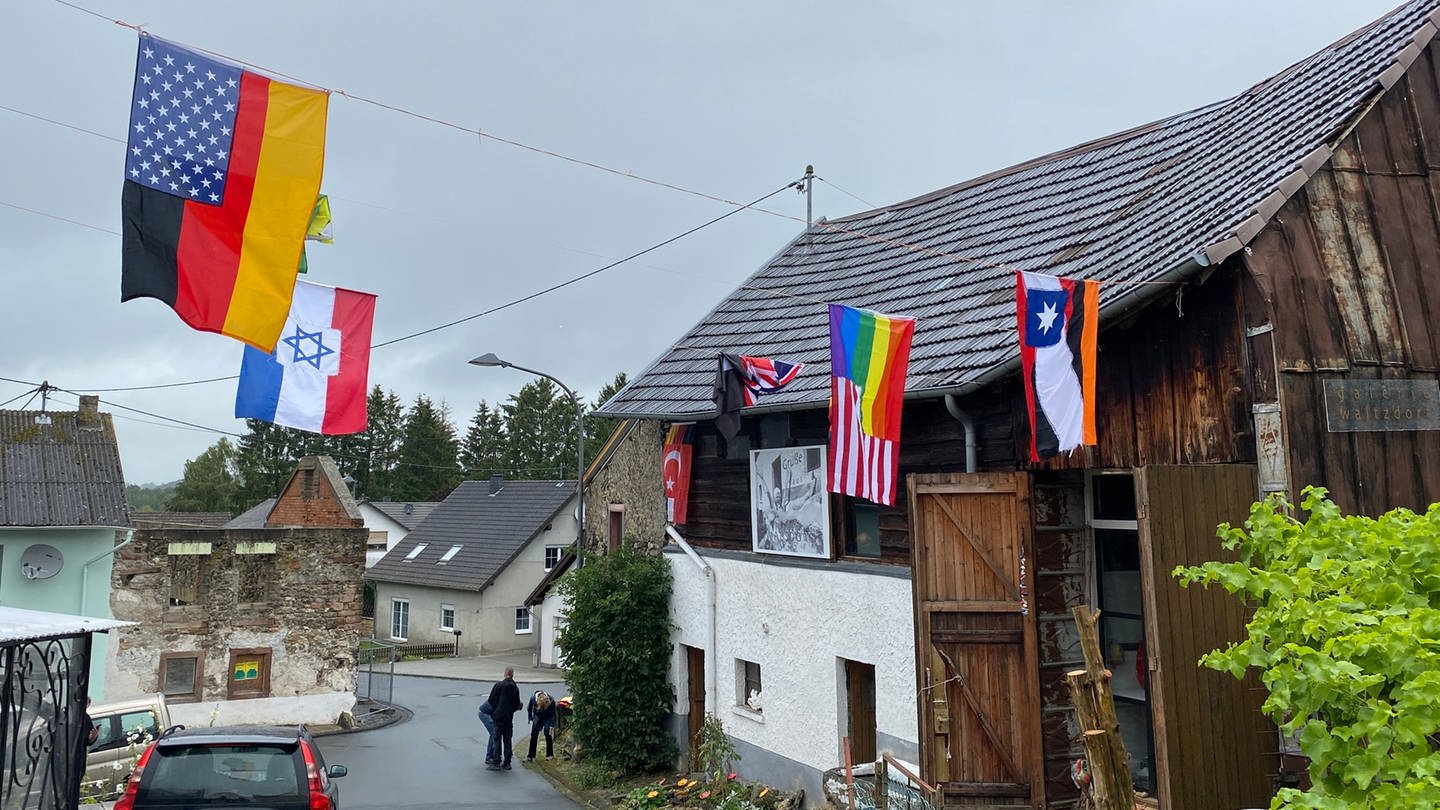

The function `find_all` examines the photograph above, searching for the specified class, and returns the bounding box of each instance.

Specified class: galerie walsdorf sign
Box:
[1324,379,1440,432]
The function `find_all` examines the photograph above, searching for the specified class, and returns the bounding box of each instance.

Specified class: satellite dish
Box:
[19,545,63,580]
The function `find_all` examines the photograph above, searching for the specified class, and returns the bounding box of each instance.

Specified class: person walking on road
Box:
[478,700,498,766]
[485,667,522,770]
[525,690,557,761]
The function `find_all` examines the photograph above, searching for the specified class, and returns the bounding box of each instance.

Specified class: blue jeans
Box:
[479,703,497,762]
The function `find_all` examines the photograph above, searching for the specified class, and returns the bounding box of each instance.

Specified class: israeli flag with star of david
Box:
[235,279,376,434]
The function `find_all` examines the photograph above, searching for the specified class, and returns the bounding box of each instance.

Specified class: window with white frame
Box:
[544,545,565,571]
[440,603,456,632]
[736,658,763,713]
[438,545,462,564]
[404,543,427,561]
[390,598,410,640]
[514,607,532,634]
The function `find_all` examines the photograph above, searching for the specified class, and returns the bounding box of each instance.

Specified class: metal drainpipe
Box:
[80,530,133,616]
[665,524,715,716]
[944,395,979,473]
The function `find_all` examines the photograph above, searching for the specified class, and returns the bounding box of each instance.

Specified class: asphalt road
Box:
[318,674,579,810]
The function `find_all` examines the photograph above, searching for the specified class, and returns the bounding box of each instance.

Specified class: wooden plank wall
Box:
[1244,40,1440,516]
[1030,473,1087,808]
[1138,465,1272,810]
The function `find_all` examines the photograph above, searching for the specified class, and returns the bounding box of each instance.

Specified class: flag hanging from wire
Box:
[713,353,805,440]
[121,34,329,352]
[827,305,914,506]
[1017,271,1099,461]
[235,279,375,434]
[662,423,694,524]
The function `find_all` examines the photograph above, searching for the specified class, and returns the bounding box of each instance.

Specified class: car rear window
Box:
[142,743,303,803]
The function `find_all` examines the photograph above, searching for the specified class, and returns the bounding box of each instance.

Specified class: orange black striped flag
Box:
[120,34,328,352]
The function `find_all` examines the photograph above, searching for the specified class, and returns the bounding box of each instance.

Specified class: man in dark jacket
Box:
[485,667,522,770]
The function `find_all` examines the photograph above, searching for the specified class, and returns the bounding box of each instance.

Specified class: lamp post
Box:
[468,353,585,567]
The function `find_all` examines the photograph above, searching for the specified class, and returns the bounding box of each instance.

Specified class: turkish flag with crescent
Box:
[663,423,694,524]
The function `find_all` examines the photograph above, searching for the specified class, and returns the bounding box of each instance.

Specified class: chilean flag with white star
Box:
[1017,271,1099,461]
[235,279,376,434]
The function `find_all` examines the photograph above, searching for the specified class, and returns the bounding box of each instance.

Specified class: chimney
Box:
[78,395,100,428]
[489,475,504,496]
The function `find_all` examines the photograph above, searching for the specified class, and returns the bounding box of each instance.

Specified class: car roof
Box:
[157,724,307,747]
[89,694,165,714]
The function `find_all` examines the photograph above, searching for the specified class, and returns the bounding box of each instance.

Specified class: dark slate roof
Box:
[598,1,1440,419]
[524,550,576,607]
[365,479,575,591]
[224,499,275,529]
[366,501,439,530]
[130,512,232,529]
[0,409,128,527]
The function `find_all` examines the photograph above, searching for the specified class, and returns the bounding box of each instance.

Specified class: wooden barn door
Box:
[1137,465,1272,810]
[685,645,706,757]
[910,473,1043,809]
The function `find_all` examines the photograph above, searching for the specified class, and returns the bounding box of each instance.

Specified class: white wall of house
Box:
[536,590,568,667]
[667,548,917,802]
[357,505,412,569]
[170,692,356,728]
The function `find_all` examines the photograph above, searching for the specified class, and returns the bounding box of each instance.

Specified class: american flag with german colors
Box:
[120,34,328,352]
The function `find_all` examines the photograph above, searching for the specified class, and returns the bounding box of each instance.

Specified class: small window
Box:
[404,543,428,561]
[843,500,882,559]
[438,545,462,564]
[544,545,565,571]
[608,503,626,553]
[169,556,203,606]
[367,530,389,551]
[390,598,410,641]
[440,604,456,632]
[227,648,272,700]
[514,608,532,634]
[737,659,763,713]
[159,652,202,703]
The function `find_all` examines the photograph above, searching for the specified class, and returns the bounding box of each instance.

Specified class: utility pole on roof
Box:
[794,165,815,250]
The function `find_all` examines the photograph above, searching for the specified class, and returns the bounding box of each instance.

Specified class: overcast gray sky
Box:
[0,0,1405,484]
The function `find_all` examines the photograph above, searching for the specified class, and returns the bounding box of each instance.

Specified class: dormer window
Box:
[404,543,428,561]
[438,545,462,564]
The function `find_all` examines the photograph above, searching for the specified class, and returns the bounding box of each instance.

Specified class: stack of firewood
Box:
[1067,607,1136,810]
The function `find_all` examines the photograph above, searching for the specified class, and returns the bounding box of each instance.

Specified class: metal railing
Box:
[353,641,395,718]
[0,634,91,810]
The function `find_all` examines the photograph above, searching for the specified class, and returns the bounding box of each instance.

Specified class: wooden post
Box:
[843,736,855,810]
[1070,607,1136,810]
[876,755,889,810]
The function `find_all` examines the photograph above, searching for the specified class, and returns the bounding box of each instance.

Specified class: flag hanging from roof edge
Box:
[1017,271,1099,462]
[120,34,329,352]
[662,424,694,524]
[827,305,914,507]
[712,353,805,440]
[235,279,376,434]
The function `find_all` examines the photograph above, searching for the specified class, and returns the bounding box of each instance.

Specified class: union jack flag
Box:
[733,354,804,406]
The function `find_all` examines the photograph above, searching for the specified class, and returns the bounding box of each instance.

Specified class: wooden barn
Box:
[596,2,1440,808]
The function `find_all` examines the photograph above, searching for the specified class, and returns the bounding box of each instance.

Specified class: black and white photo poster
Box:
[750,446,830,558]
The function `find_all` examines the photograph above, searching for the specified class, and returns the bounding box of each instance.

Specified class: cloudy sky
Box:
[1,0,1405,485]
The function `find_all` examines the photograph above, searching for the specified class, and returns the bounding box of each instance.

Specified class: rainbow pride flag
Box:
[827,304,915,506]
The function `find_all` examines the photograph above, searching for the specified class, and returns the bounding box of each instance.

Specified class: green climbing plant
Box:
[1175,486,1440,809]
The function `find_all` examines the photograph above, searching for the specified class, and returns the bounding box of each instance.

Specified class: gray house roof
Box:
[130,512,232,529]
[598,1,1440,419]
[367,501,439,530]
[365,479,575,591]
[0,407,128,527]
[225,498,275,530]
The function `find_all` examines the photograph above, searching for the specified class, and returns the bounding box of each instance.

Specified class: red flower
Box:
[727,772,738,780]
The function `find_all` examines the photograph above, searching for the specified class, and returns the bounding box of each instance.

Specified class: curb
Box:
[311,700,412,737]
[387,670,569,686]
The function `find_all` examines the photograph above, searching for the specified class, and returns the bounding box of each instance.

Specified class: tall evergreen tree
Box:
[354,386,404,500]
[585,372,628,466]
[392,395,461,500]
[233,420,307,510]
[169,438,240,514]
[502,379,574,480]
[460,400,507,480]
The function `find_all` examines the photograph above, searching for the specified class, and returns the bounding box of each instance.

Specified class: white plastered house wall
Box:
[666,548,918,805]
[357,504,412,568]
[536,587,568,667]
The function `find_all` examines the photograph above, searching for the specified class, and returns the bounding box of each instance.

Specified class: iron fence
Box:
[353,641,395,719]
[0,634,91,810]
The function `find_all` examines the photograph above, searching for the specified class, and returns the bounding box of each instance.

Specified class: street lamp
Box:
[468,353,585,567]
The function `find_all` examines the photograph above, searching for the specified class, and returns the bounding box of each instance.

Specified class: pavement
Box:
[386,649,565,684]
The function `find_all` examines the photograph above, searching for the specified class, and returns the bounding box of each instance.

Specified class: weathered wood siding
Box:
[1244,40,1440,516]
